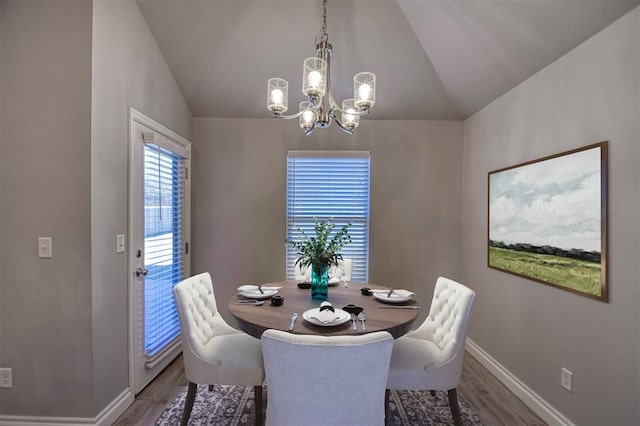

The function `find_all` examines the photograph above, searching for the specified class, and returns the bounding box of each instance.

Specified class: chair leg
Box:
[385,389,390,419]
[254,385,263,426]
[447,388,462,426]
[181,382,197,426]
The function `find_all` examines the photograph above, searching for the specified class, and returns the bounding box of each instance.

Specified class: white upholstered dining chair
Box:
[294,258,353,282]
[262,329,394,426]
[294,262,312,281]
[173,272,265,425]
[329,258,353,281]
[386,276,476,426]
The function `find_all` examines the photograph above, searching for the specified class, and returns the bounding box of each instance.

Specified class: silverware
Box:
[387,288,394,297]
[377,306,421,310]
[357,312,366,330]
[288,312,298,331]
[350,313,357,330]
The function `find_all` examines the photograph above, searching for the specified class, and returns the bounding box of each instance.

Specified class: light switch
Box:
[38,237,52,258]
[117,234,126,253]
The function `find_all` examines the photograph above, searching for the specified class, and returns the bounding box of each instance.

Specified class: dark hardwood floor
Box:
[114,352,545,425]
[459,354,546,425]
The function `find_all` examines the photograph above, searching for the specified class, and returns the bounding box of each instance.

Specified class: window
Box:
[286,151,370,281]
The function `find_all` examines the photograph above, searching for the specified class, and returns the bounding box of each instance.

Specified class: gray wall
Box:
[91,0,192,412]
[0,0,94,416]
[192,118,464,325]
[461,8,639,425]
[0,0,192,418]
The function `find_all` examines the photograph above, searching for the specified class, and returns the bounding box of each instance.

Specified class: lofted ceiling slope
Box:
[136,0,639,121]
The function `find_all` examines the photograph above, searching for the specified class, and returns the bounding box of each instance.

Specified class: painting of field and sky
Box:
[488,142,608,301]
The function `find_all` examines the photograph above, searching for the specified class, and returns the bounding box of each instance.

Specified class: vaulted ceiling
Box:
[136,0,639,120]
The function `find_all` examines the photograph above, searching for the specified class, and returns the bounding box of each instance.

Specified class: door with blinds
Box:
[129,109,191,394]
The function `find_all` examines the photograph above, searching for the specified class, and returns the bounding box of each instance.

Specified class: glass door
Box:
[129,109,191,393]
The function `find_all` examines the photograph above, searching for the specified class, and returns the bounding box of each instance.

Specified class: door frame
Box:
[127,107,191,394]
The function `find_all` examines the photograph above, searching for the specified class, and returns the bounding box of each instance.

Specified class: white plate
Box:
[237,285,281,292]
[373,290,415,303]
[303,308,351,326]
[239,289,278,299]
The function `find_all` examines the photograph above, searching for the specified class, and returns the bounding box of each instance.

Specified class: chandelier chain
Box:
[315,0,329,44]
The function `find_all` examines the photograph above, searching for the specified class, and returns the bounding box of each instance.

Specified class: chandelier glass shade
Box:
[266,0,375,135]
[299,101,316,131]
[267,78,289,114]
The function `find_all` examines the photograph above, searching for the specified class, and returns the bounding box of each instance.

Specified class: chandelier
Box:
[266,0,376,135]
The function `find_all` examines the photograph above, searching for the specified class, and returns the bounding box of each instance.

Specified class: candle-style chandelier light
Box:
[266,0,376,135]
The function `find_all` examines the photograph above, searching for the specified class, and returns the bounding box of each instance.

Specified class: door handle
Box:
[135,267,149,277]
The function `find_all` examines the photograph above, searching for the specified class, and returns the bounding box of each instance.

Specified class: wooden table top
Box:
[228,280,420,339]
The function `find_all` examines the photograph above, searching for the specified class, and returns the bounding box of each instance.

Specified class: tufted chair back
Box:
[174,272,219,346]
[294,262,312,281]
[425,276,475,353]
[329,258,353,281]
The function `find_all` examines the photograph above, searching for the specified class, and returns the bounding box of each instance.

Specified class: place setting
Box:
[302,301,351,327]
[295,301,369,332]
[360,286,421,310]
[236,284,281,301]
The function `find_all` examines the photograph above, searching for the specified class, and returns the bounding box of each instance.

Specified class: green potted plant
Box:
[287,218,351,300]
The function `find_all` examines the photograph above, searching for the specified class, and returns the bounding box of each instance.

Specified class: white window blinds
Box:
[143,143,187,357]
[286,151,370,282]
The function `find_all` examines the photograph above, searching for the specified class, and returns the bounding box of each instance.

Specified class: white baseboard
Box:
[95,388,134,426]
[465,338,574,426]
[0,387,133,426]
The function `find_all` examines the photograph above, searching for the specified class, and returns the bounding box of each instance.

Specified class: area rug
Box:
[155,384,483,425]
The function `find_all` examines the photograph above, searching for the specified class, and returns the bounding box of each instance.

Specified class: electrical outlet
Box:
[561,367,572,392]
[0,368,12,388]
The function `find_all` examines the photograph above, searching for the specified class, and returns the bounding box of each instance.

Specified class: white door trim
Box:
[127,107,191,394]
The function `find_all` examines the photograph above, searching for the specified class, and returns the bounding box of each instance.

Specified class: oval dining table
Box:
[228,280,420,339]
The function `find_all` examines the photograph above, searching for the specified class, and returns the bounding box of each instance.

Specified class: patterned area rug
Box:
[155,384,484,425]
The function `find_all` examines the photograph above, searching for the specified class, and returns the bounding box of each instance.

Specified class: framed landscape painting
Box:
[488,142,608,302]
